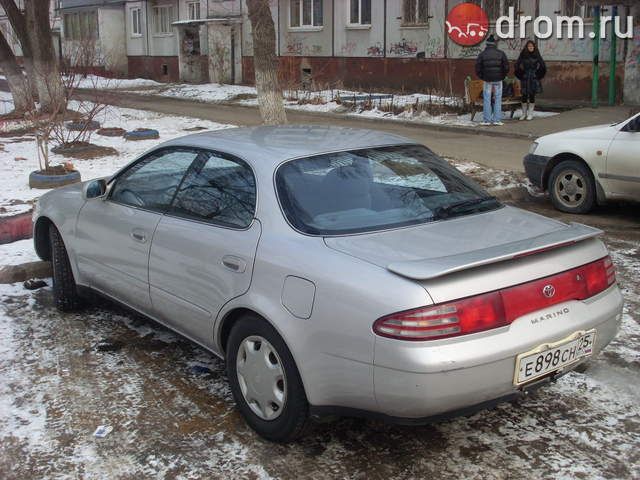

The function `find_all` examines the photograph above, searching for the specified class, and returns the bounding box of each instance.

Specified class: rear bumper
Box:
[371,285,623,419]
[524,153,551,189]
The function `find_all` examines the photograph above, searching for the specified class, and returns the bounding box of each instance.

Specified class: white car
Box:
[524,112,640,213]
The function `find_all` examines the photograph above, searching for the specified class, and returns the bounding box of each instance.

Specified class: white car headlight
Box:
[529,142,539,154]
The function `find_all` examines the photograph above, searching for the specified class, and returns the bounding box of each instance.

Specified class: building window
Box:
[402,0,428,26]
[63,11,98,40]
[290,0,323,28]
[131,8,142,36]
[187,2,200,20]
[349,0,371,25]
[563,0,596,19]
[153,5,174,35]
[471,0,519,22]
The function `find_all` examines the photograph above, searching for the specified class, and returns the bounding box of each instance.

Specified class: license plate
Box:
[514,330,597,386]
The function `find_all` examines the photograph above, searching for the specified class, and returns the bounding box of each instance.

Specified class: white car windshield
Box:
[276,145,502,235]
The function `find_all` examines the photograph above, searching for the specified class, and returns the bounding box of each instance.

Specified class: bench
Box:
[464,77,521,122]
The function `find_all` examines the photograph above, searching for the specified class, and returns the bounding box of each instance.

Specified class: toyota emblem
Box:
[542,285,556,298]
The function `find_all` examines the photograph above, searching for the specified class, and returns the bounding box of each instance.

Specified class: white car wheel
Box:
[236,335,287,421]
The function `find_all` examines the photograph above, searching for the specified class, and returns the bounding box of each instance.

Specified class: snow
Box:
[129,82,558,126]
[68,75,163,90]
[0,236,638,478]
[0,239,39,266]
[145,83,257,102]
[0,92,235,217]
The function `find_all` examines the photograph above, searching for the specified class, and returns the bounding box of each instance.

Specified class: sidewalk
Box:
[100,85,635,141]
[474,105,636,139]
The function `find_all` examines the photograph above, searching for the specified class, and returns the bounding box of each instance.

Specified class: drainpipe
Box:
[145,0,150,57]
[608,6,617,106]
[383,0,386,57]
[331,0,335,57]
[591,5,600,108]
[444,0,449,59]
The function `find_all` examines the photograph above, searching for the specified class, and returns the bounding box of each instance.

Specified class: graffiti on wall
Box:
[367,42,384,57]
[340,41,358,56]
[458,45,483,58]
[625,27,640,69]
[389,39,418,56]
[284,34,323,56]
[424,36,444,58]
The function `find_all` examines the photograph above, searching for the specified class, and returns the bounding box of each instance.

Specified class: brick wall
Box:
[242,57,624,103]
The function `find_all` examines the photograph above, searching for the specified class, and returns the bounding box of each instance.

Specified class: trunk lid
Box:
[324,206,601,281]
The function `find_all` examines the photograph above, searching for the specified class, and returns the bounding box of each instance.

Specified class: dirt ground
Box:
[0,170,639,480]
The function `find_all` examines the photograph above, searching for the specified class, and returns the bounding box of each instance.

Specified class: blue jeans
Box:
[483,81,503,123]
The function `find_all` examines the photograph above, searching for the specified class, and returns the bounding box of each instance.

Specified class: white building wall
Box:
[126,1,148,56]
[99,7,128,74]
[333,0,384,57]
[147,0,179,56]
[385,0,446,59]
[279,0,332,57]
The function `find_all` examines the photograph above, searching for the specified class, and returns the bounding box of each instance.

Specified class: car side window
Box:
[110,148,199,212]
[627,117,640,133]
[169,150,256,228]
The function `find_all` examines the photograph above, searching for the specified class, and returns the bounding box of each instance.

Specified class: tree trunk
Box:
[0,31,33,114]
[0,0,38,100]
[246,0,287,125]
[25,0,64,113]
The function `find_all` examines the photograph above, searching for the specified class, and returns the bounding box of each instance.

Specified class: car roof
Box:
[159,125,415,170]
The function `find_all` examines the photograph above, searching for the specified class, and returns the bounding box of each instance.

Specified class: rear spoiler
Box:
[387,223,602,281]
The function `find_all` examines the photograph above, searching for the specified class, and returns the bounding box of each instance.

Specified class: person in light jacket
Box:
[475,34,510,126]
[515,40,547,121]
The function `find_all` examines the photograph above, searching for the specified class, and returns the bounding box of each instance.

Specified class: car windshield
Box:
[275,144,502,235]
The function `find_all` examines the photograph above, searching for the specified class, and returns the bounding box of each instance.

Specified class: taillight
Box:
[374,256,616,341]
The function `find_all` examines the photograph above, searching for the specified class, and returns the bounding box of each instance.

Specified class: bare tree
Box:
[0,0,38,99]
[29,42,111,174]
[25,0,64,112]
[246,0,287,125]
[0,30,33,114]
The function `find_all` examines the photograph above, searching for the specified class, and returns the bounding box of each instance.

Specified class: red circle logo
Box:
[446,3,489,46]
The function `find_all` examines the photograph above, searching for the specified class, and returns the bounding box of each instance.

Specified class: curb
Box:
[0,211,33,245]
[0,261,51,284]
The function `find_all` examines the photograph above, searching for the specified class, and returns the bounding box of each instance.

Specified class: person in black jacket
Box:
[515,40,547,121]
[475,34,510,126]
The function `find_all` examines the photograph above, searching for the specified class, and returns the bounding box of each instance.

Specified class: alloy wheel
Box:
[553,169,587,209]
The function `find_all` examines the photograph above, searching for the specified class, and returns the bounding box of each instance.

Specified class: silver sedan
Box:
[33,126,623,442]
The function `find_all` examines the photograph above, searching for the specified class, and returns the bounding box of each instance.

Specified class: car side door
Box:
[604,115,640,198]
[148,149,261,348]
[74,147,199,313]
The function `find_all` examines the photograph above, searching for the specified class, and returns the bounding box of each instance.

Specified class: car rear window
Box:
[275,145,501,235]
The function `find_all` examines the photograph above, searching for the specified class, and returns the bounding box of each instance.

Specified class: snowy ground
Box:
[0,91,234,217]
[124,82,558,127]
[0,145,638,478]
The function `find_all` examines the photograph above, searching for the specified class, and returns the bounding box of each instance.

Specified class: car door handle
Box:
[130,228,147,243]
[221,255,247,273]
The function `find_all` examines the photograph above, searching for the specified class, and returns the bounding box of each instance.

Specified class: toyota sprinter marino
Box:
[33,126,623,442]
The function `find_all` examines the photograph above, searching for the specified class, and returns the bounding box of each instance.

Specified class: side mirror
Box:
[83,178,107,199]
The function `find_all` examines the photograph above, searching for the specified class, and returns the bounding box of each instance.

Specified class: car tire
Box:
[226,314,309,442]
[548,160,596,214]
[49,226,81,312]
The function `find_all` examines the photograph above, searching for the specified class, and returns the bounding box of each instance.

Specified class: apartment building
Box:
[1,1,636,101]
